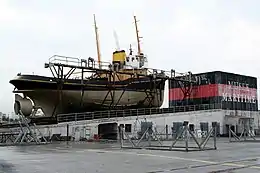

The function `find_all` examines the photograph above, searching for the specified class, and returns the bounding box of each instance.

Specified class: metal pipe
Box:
[166,125,168,140]
[185,125,189,152]
[229,124,231,142]
[212,122,217,150]
[66,124,69,145]
[188,128,201,149]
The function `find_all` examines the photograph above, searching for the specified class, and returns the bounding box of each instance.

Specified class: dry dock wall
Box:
[35,109,260,141]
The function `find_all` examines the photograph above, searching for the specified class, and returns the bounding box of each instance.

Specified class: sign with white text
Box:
[220,81,257,103]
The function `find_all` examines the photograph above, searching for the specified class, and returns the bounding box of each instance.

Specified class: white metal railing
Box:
[47,55,195,82]
[49,55,81,66]
[57,103,222,123]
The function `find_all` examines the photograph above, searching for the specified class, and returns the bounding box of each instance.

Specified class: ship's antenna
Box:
[134,15,142,55]
[93,14,101,69]
[129,44,133,55]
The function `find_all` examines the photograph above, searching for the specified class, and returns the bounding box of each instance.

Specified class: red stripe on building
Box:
[169,84,257,101]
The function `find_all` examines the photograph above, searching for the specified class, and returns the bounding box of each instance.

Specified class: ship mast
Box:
[134,16,142,56]
[93,14,101,69]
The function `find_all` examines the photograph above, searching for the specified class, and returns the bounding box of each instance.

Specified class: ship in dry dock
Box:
[9,15,168,119]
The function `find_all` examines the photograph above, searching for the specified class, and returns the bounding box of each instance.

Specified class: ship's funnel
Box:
[112,50,126,69]
[14,94,33,116]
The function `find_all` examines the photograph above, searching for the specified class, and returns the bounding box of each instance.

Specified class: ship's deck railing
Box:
[49,55,81,66]
[47,55,195,81]
[57,103,222,123]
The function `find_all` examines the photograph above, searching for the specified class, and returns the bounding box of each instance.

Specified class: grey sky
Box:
[0,0,260,113]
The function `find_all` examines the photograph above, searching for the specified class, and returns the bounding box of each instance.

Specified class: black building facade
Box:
[169,71,258,111]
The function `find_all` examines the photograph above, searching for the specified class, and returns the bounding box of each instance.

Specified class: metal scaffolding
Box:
[119,121,217,152]
[0,108,48,146]
[229,117,260,142]
[43,55,197,117]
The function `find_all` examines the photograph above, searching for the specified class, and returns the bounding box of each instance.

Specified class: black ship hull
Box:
[10,74,165,117]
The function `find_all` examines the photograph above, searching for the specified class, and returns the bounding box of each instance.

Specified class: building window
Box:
[189,124,195,132]
[125,124,132,132]
[200,122,209,132]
